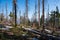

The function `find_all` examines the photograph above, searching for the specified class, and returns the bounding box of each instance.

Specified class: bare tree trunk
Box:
[42,0,45,31]
[33,0,37,29]
[19,10,21,26]
[25,0,28,26]
[13,0,17,27]
[6,2,8,21]
[38,0,40,28]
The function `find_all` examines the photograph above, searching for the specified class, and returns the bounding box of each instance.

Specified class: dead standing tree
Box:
[32,0,37,29]
[13,0,17,27]
[25,0,28,26]
[38,0,40,28]
[6,1,8,21]
[19,10,21,25]
[42,0,45,32]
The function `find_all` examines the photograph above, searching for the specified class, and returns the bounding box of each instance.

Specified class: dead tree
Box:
[25,0,28,26]
[6,2,8,21]
[38,0,40,27]
[13,0,17,27]
[32,0,37,28]
[19,10,21,25]
[42,0,45,31]
[47,5,49,26]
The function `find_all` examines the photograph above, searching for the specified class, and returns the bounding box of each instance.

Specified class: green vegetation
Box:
[49,6,60,26]
[9,27,27,36]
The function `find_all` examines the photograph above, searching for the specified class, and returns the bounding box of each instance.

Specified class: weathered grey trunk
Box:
[38,0,40,27]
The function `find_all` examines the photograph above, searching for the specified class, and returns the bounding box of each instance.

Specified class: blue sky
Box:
[0,0,60,20]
